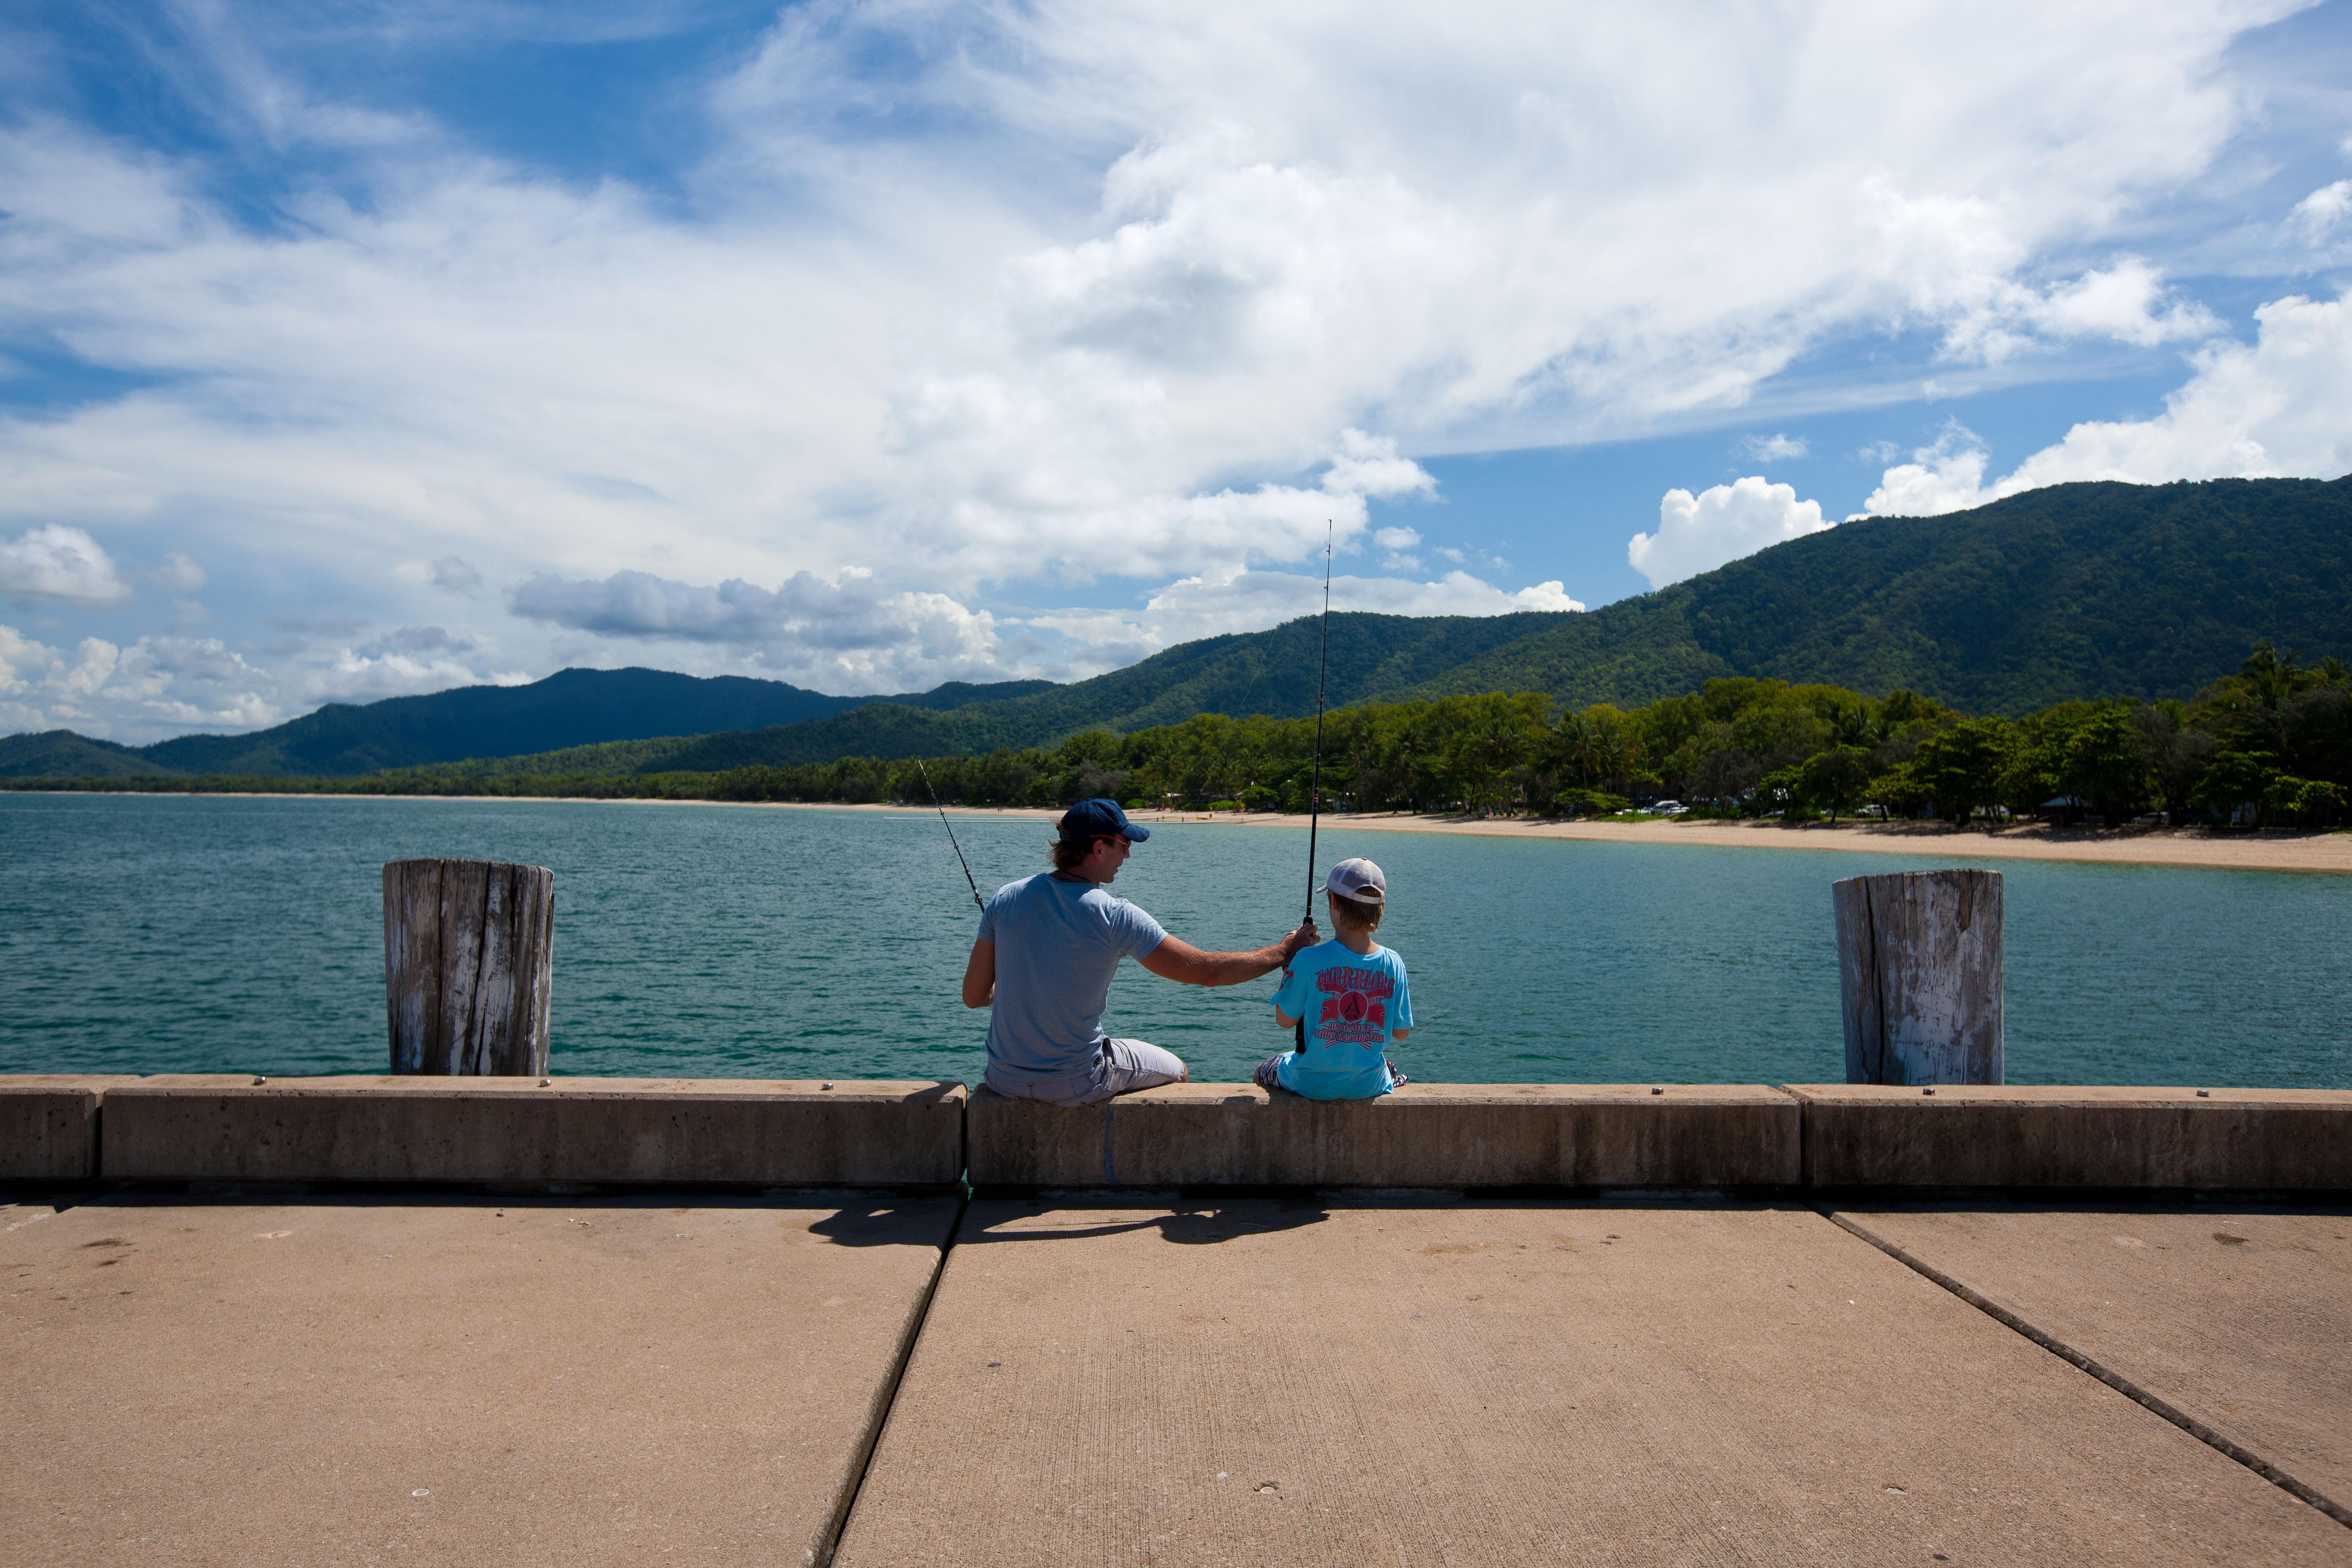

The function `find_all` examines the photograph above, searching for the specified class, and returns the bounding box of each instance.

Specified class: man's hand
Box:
[1139,919,1315,989]
[1280,918,1318,962]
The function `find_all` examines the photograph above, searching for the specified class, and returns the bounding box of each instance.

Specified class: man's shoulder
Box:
[1081,883,1160,927]
[983,872,1046,916]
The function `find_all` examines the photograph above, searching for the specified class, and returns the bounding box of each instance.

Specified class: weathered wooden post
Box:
[383,859,554,1076]
[1832,868,2002,1085]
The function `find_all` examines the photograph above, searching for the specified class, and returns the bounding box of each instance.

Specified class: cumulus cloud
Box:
[428,556,482,596]
[156,551,205,592]
[0,613,533,741]
[507,558,1579,691]
[0,526,130,603]
[1862,290,2352,516]
[1627,477,1830,589]
[1737,433,1809,462]
[510,567,1006,690]
[0,621,277,739]
[2290,180,2351,238]
[1032,568,1582,673]
[1857,423,1996,517]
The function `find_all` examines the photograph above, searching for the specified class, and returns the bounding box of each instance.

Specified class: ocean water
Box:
[2,792,2346,1087]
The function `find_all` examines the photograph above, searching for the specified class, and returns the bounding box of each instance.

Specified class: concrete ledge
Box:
[1790,1085,2352,1191]
[0,1076,144,1181]
[967,1082,1802,1190]
[98,1076,966,1187]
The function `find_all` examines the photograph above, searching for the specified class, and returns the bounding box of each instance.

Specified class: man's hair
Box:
[1329,890,1383,933]
[1050,834,1113,873]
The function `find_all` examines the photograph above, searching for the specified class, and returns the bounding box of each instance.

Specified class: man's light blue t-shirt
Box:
[1269,940,1413,1099]
[978,872,1168,1083]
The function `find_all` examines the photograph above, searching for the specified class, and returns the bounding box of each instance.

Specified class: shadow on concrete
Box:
[807,1200,964,1247]
[959,1200,1330,1246]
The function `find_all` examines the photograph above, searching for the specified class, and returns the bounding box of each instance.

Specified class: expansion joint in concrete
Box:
[815,1190,969,1567]
[1818,1207,2352,1532]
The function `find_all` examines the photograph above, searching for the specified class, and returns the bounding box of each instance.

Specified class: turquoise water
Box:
[2,793,2346,1086]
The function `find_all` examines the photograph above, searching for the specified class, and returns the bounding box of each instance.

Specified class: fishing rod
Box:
[1295,521,1334,1053]
[1305,520,1333,925]
[916,758,984,910]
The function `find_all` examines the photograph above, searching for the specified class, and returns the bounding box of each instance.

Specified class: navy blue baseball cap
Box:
[1058,798,1149,843]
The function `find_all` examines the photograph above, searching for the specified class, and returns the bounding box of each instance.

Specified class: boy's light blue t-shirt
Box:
[977,872,1168,1083]
[1269,940,1413,1099]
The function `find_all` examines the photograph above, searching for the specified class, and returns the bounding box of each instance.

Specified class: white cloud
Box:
[506,557,1582,693]
[1737,433,1810,462]
[1372,526,1422,551]
[428,556,481,596]
[1857,423,1995,517]
[510,567,1007,691]
[1321,431,1437,501]
[1032,568,1582,673]
[0,624,61,694]
[1862,289,2352,516]
[156,551,205,592]
[2291,179,2351,236]
[0,622,267,739]
[0,615,533,743]
[1627,477,1830,589]
[0,525,129,603]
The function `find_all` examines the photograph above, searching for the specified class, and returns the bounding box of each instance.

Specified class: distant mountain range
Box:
[6,473,2348,781]
[0,668,1055,779]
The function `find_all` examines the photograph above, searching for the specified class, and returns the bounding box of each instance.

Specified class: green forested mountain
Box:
[1404,476,2352,714]
[6,474,2347,781]
[0,730,181,779]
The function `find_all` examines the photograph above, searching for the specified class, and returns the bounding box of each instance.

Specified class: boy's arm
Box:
[1273,1005,1301,1027]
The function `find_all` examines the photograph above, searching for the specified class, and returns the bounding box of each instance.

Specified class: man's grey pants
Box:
[985,1038,1186,1108]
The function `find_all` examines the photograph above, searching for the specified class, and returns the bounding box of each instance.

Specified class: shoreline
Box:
[41,789,2346,874]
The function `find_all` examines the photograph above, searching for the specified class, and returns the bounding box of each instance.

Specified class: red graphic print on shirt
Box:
[1311,964,1395,1049]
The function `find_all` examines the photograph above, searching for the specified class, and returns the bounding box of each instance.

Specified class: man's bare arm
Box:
[961,939,995,1008]
[1139,921,1316,988]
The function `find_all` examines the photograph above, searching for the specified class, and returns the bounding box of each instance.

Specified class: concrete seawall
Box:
[0,1076,142,1181]
[5,1075,2349,1191]
[966,1082,1802,1189]
[1790,1084,2352,1191]
[93,1076,965,1187]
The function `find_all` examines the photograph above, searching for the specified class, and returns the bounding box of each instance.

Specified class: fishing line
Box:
[1295,521,1334,1052]
[916,758,984,910]
[1305,519,1333,923]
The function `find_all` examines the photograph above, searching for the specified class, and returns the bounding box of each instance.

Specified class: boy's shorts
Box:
[1254,1052,1409,1094]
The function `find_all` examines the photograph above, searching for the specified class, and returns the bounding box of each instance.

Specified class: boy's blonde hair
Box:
[1328,890,1383,934]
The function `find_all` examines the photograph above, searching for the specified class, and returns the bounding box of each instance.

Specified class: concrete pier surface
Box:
[7,1191,2349,1565]
[1,1192,956,1568]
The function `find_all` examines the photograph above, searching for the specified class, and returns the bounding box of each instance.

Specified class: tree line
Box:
[14,641,2346,828]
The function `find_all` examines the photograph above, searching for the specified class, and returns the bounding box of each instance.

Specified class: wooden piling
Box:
[383,859,554,1076]
[1832,869,2003,1086]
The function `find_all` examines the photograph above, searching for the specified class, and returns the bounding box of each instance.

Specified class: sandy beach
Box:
[92,791,2350,874]
[628,798,2352,875]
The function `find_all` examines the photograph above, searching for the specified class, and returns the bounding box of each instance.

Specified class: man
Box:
[961,798,1317,1106]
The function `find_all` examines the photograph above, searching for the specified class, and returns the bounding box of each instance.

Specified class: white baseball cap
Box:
[1324,857,1386,903]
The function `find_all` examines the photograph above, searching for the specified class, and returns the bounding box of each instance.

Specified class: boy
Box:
[1258,857,1414,1098]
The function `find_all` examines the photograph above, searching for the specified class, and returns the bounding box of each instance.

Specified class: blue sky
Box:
[3,1,2351,740]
